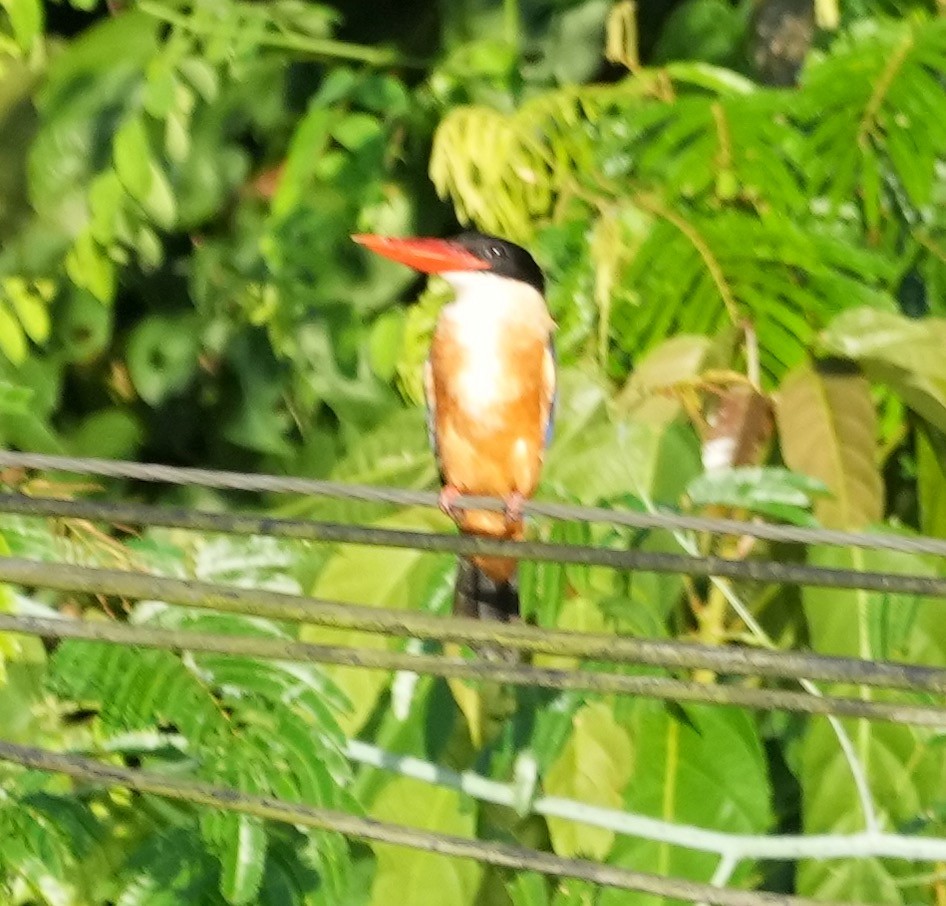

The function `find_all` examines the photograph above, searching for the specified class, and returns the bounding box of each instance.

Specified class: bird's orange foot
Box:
[439,485,462,520]
[503,491,525,528]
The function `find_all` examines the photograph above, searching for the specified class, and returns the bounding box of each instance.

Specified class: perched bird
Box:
[353,231,556,622]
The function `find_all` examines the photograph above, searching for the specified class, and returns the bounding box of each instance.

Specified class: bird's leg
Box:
[503,491,525,528]
[438,484,462,520]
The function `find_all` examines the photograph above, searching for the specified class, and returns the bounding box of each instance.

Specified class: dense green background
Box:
[2,0,946,902]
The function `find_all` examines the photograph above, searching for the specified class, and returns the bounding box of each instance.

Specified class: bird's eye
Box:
[489,246,504,258]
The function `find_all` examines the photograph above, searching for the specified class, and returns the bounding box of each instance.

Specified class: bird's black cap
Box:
[452,231,545,294]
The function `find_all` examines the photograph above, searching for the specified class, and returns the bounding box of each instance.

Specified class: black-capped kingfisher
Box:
[353,231,556,622]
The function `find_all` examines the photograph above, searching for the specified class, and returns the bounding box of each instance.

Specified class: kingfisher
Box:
[353,231,556,622]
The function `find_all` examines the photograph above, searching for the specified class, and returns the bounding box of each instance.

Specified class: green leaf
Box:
[685,466,828,526]
[616,334,718,426]
[508,873,550,906]
[126,313,200,405]
[368,777,481,906]
[65,230,116,305]
[819,308,946,377]
[602,703,772,903]
[3,276,52,344]
[301,508,452,735]
[543,701,633,860]
[776,361,883,529]
[819,307,946,431]
[368,308,406,381]
[1,0,43,51]
[916,426,946,538]
[141,161,176,230]
[0,300,26,364]
[218,813,267,905]
[798,544,946,901]
[113,115,154,202]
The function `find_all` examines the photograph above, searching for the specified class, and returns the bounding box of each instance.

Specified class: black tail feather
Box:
[453,558,519,623]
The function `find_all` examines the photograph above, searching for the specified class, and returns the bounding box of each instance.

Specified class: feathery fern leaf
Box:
[798,19,946,231]
[609,205,895,379]
[0,789,104,906]
[48,608,352,904]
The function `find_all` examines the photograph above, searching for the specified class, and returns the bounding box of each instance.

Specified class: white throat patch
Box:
[436,271,549,424]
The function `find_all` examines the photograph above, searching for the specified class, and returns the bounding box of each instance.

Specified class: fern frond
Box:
[798,18,946,231]
[48,607,352,904]
[610,204,895,380]
[0,789,103,905]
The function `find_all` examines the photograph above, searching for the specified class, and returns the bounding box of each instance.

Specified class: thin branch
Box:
[1,611,942,727]
[344,740,946,862]
[4,494,946,597]
[1,557,946,695]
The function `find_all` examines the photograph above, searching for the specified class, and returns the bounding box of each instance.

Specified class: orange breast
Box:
[429,314,551,545]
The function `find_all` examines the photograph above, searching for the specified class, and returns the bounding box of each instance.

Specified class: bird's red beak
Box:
[352,234,490,274]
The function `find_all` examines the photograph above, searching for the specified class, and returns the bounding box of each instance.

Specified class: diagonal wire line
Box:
[0,740,860,906]
[3,493,946,596]
[3,450,946,557]
[2,556,946,695]
[1,610,944,727]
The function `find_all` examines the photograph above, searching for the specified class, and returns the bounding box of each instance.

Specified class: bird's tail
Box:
[453,557,519,622]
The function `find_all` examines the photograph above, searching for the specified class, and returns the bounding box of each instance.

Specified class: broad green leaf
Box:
[685,466,828,526]
[141,162,176,230]
[799,545,946,901]
[545,373,700,506]
[819,308,946,432]
[302,508,452,734]
[369,777,481,906]
[616,334,718,427]
[601,703,772,904]
[819,309,946,378]
[776,361,882,529]
[543,702,632,860]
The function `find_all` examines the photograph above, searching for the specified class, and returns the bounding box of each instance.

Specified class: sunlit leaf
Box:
[543,702,633,860]
[369,777,481,906]
[776,361,883,528]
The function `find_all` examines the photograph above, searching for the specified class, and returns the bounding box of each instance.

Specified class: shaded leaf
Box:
[776,361,882,528]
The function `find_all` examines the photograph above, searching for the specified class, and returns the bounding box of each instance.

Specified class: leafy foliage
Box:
[2,0,946,903]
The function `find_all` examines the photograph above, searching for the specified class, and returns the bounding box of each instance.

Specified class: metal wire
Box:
[0,741,857,906]
[2,611,944,726]
[2,556,945,695]
[3,450,946,557]
[4,493,946,598]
